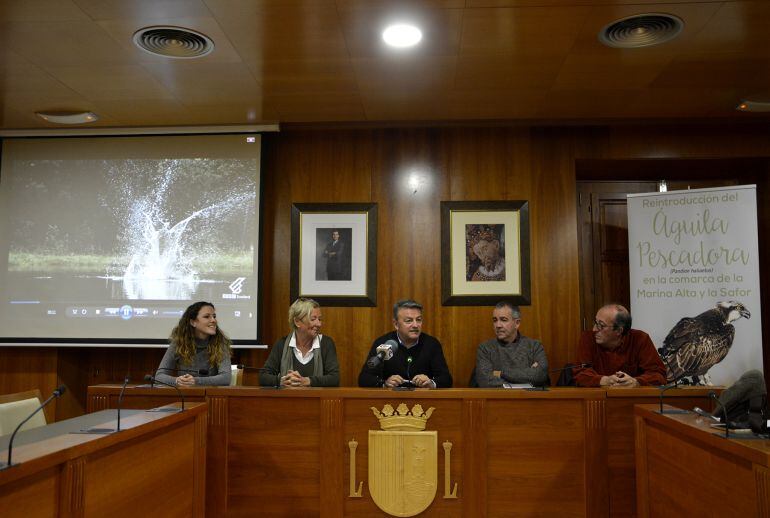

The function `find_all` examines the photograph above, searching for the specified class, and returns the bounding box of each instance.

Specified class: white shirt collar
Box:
[289,333,322,365]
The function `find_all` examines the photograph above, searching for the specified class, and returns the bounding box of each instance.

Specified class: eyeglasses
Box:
[594,319,614,331]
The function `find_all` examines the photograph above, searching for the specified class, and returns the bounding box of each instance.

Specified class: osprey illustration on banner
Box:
[657,300,751,384]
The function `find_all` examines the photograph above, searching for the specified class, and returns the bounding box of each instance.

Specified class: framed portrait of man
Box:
[440,200,531,306]
[291,203,377,306]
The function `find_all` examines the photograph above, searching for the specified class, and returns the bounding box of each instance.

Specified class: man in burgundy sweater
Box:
[574,304,666,388]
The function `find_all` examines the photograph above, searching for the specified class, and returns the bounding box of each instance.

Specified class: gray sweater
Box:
[475,334,549,387]
[155,338,232,386]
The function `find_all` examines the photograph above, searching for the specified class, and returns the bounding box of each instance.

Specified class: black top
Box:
[358,331,453,388]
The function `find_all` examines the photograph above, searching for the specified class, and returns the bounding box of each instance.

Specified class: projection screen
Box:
[0,134,262,346]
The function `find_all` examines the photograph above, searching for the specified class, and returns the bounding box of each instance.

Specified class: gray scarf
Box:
[279,332,324,380]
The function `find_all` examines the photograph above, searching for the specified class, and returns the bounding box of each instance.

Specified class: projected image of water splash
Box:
[109,158,256,300]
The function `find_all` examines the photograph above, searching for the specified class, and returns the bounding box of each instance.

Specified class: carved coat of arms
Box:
[348,403,458,516]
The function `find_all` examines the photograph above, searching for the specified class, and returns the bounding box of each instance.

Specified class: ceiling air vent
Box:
[133,26,214,59]
[599,14,684,49]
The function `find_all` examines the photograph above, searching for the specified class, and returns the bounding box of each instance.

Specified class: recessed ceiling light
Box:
[382,24,422,48]
[35,111,99,124]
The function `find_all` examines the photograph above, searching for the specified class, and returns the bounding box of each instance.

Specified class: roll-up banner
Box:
[628,185,762,385]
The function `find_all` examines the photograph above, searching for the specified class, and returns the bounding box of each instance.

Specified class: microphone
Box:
[1,385,66,471]
[367,340,398,369]
[709,390,729,438]
[117,374,130,431]
[393,356,417,390]
[77,375,131,434]
[143,375,185,412]
[657,379,689,414]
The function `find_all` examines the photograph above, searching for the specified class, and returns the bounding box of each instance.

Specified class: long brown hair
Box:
[169,301,232,367]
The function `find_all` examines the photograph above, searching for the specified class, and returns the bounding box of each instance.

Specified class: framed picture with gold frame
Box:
[290,203,377,307]
[441,200,530,306]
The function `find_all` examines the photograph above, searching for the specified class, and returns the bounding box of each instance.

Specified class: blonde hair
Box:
[288,298,320,331]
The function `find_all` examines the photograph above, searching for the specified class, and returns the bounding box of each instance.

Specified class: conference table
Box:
[635,404,770,517]
[87,385,716,517]
[0,402,207,518]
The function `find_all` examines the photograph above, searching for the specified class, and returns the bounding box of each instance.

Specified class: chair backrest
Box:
[556,364,578,387]
[0,389,46,436]
[230,365,244,386]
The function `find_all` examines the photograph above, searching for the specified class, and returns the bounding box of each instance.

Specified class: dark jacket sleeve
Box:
[428,338,453,388]
[358,339,385,387]
[310,336,340,387]
[259,338,284,387]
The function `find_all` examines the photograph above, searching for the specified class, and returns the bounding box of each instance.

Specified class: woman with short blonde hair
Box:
[260,298,339,387]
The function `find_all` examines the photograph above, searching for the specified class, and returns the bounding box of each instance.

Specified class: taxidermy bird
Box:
[657,301,751,385]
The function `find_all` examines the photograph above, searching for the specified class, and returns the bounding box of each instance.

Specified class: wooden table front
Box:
[635,404,770,518]
[87,385,716,517]
[0,402,207,518]
[606,387,716,517]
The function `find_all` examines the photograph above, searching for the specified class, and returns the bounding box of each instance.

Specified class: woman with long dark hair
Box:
[155,301,232,386]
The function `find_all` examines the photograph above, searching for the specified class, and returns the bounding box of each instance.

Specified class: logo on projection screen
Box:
[223,277,250,300]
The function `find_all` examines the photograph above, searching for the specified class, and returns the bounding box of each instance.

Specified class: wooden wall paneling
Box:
[374,128,450,333]
[443,128,532,389]
[607,123,770,160]
[530,128,585,382]
[0,347,59,423]
[367,128,452,379]
[261,126,586,388]
[56,348,92,421]
[308,131,377,388]
[260,131,378,386]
